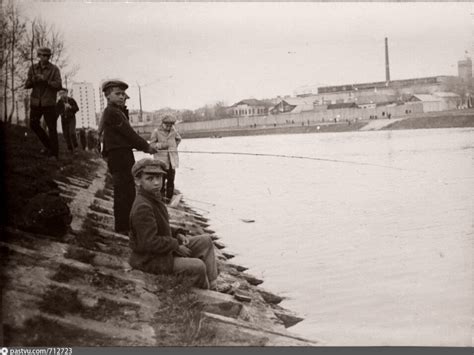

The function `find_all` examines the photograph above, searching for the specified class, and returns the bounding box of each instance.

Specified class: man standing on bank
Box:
[149,116,182,203]
[101,80,157,234]
[56,88,79,154]
[129,158,218,289]
[25,47,62,159]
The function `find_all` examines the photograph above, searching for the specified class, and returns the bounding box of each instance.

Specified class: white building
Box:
[70,82,97,128]
[98,84,105,113]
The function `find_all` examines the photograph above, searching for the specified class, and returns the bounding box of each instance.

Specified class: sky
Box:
[21,1,473,112]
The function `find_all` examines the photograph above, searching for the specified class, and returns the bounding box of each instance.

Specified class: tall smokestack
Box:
[385,37,390,82]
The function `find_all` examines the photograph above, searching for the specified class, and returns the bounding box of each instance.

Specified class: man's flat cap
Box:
[162,116,177,124]
[132,158,167,177]
[37,47,52,56]
[102,80,129,92]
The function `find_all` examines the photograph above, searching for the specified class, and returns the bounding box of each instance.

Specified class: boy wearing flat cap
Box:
[101,80,157,234]
[129,158,218,289]
[25,47,62,159]
[149,115,182,202]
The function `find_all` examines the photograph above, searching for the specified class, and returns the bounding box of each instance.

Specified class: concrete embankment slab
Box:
[200,312,320,346]
[4,154,318,346]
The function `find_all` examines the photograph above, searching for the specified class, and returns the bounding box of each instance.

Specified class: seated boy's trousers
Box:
[173,235,217,289]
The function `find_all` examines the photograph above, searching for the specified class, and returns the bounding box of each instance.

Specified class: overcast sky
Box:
[21,1,473,111]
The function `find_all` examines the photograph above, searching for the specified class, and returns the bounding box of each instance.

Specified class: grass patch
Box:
[384,113,474,130]
[3,316,122,346]
[64,246,96,264]
[39,284,140,323]
[50,263,137,295]
[39,285,83,316]
[50,264,86,283]
[150,274,217,346]
[82,297,141,323]
[89,271,136,294]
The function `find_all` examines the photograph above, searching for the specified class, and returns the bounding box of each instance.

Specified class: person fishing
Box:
[25,47,62,159]
[98,92,131,154]
[149,115,182,203]
[100,79,157,235]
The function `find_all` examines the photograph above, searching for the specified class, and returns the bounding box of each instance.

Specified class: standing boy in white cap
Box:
[149,115,182,202]
[25,47,62,159]
[129,158,218,289]
[101,80,157,234]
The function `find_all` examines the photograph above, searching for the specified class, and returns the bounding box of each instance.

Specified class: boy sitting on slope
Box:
[128,158,218,289]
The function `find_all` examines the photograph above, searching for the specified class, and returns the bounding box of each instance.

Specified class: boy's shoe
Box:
[209,280,232,294]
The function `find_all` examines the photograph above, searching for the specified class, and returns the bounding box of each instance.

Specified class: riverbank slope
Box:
[1,122,318,346]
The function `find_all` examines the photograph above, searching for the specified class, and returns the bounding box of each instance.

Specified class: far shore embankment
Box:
[179,109,474,139]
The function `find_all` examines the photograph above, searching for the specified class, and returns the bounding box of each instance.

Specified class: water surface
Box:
[138,128,473,346]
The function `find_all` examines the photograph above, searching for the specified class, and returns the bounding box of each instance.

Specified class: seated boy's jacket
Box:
[129,188,181,274]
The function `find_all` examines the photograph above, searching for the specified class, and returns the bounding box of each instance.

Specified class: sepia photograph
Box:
[1,0,473,350]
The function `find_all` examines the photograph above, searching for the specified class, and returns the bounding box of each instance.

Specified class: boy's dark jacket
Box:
[56,97,79,119]
[102,103,150,155]
[129,187,183,274]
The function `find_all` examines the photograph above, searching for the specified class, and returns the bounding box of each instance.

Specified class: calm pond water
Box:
[137,128,473,346]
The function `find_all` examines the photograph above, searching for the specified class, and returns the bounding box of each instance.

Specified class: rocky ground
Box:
[1,122,319,346]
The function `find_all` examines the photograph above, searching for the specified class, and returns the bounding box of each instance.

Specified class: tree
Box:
[0,1,78,123]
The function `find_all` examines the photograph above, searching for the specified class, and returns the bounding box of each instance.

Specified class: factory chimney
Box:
[385,37,390,83]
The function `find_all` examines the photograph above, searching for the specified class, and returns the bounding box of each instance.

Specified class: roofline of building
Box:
[317,75,453,94]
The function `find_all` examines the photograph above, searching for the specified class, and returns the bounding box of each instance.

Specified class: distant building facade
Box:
[70,82,97,129]
[271,97,317,114]
[316,76,451,105]
[231,99,272,117]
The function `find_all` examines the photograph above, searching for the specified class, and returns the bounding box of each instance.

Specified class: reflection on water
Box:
[136,128,473,346]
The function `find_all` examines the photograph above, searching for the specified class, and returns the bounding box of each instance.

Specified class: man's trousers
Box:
[61,116,78,152]
[30,106,59,157]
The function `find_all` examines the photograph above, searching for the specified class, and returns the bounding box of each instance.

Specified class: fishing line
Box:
[169,150,425,173]
[183,197,216,206]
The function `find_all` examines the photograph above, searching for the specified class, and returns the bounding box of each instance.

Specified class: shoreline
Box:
[2,123,318,346]
[180,109,474,139]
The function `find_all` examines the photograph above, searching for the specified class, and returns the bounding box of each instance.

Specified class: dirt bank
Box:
[182,121,366,139]
[1,122,317,346]
[382,111,474,130]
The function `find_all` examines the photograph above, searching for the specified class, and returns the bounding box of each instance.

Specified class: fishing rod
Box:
[166,150,423,173]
